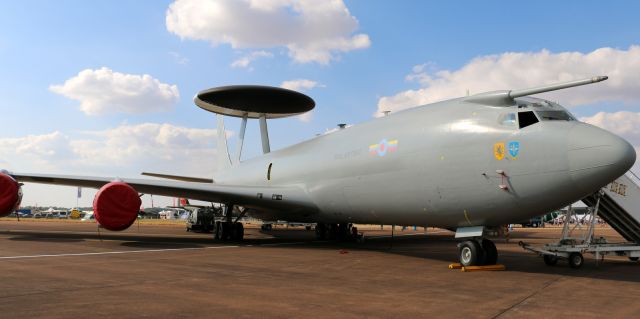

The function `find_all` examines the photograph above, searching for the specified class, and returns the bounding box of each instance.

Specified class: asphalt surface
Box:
[0,220,638,318]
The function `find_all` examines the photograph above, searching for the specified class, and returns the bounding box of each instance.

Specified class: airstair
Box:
[520,171,640,268]
[582,172,640,244]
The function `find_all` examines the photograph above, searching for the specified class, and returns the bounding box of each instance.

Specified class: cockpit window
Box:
[535,110,574,121]
[499,113,517,126]
[518,111,539,129]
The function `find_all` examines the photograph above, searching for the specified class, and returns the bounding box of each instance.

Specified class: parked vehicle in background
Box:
[185,207,215,232]
[81,212,95,221]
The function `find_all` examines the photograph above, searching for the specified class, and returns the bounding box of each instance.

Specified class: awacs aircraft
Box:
[0,76,635,267]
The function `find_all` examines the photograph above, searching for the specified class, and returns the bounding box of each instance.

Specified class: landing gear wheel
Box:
[214,222,221,240]
[568,252,584,269]
[629,257,639,262]
[220,222,231,240]
[232,223,244,241]
[481,239,498,265]
[543,255,559,266]
[459,240,483,267]
[315,223,326,240]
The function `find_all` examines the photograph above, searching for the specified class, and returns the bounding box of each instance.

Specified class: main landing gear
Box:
[315,223,360,241]
[458,238,498,267]
[214,221,244,241]
[214,204,244,241]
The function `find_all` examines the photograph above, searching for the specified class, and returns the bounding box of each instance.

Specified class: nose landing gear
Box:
[458,238,498,267]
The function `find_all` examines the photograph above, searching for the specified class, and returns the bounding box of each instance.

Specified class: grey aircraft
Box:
[0,76,634,267]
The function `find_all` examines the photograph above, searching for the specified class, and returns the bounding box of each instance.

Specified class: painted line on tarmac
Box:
[0,239,336,260]
[0,245,241,260]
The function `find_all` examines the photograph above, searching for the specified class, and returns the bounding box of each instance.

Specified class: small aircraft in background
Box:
[0,75,634,267]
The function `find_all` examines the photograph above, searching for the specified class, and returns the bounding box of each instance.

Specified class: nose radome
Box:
[568,124,636,193]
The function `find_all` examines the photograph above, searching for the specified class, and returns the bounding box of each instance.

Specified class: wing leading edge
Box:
[11,172,316,213]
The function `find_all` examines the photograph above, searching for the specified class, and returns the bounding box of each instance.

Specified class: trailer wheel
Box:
[543,255,558,266]
[568,252,584,269]
[629,257,639,262]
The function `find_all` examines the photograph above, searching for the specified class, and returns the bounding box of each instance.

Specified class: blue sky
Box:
[1,0,639,207]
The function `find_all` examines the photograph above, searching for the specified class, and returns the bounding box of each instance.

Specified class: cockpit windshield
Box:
[535,110,574,121]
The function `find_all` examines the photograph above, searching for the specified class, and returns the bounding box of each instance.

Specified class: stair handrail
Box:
[626,170,640,188]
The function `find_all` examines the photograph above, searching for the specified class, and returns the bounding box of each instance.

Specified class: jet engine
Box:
[0,172,22,217]
[93,182,141,231]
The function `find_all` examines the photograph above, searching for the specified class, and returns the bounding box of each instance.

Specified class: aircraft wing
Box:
[11,173,316,212]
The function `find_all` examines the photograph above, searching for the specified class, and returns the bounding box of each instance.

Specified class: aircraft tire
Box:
[568,252,584,269]
[315,223,326,240]
[220,222,231,240]
[629,257,639,262]
[214,222,221,240]
[543,255,559,266]
[233,223,244,241]
[481,239,498,265]
[459,240,483,267]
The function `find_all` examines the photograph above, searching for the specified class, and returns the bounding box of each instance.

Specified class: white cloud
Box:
[50,67,180,116]
[0,123,222,177]
[280,79,323,122]
[169,51,189,65]
[231,50,273,68]
[280,79,322,91]
[0,123,232,208]
[581,111,640,146]
[377,46,640,116]
[166,0,371,64]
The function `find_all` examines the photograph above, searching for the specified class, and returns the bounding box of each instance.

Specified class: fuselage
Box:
[214,97,635,228]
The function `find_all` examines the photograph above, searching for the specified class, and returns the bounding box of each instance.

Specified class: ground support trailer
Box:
[520,172,640,269]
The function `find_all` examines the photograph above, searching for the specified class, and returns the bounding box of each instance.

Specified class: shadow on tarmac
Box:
[2,227,638,283]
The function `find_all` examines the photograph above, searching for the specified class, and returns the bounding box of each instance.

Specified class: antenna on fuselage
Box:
[464,76,608,106]
[194,85,315,164]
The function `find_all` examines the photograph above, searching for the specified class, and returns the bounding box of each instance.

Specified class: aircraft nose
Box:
[568,124,636,192]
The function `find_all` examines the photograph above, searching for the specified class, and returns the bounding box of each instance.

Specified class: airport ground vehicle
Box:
[521,172,640,268]
[521,216,544,228]
[185,208,215,232]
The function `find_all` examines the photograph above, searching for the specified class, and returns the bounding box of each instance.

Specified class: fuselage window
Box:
[499,113,517,126]
[535,110,574,121]
[518,111,539,129]
[267,163,273,181]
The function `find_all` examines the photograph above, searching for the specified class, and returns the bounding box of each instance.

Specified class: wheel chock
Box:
[461,264,506,272]
[448,263,463,269]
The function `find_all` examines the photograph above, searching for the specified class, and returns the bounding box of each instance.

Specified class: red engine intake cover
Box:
[0,173,22,217]
[93,182,141,231]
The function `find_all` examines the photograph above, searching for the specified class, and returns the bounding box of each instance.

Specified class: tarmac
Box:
[0,220,638,318]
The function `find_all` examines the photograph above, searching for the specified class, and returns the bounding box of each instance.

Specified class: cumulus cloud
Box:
[50,67,180,116]
[280,79,322,91]
[231,50,273,68]
[0,123,222,177]
[280,79,323,122]
[581,112,640,145]
[169,51,189,65]
[377,46,640,116]
[166,0,370,64]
